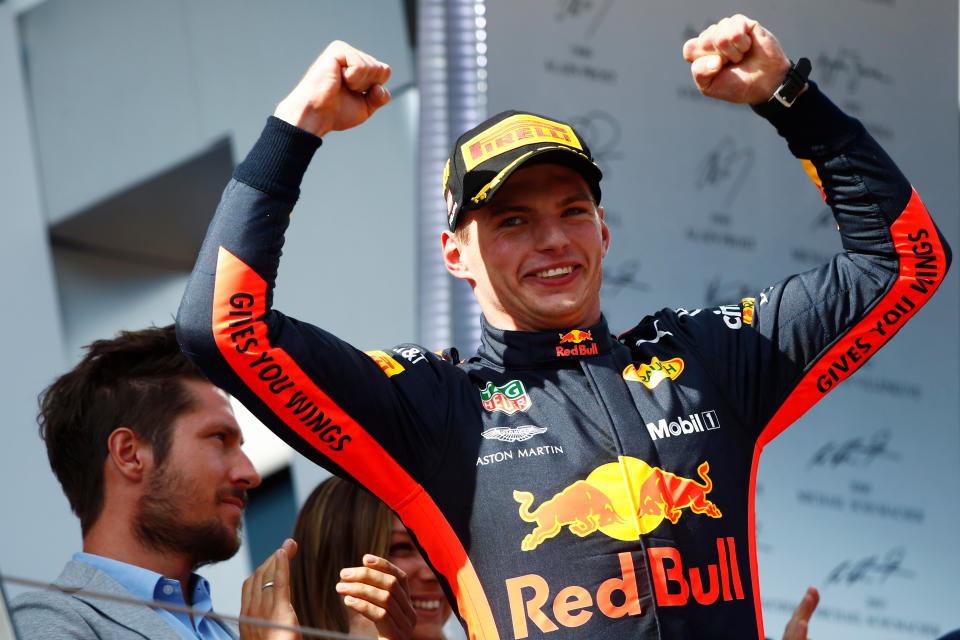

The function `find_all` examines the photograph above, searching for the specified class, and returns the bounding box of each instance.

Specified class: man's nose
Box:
[233,450,262,488]
[533,216,571,251]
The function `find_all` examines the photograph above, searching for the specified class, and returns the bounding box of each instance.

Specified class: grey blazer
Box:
[10,560,238,639]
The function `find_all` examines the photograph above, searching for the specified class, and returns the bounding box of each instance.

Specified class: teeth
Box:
[536,266,573,278]
[412,599,442,610]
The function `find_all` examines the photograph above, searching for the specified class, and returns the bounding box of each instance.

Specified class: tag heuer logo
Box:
[481,425,547,442]
[479,380,532,414]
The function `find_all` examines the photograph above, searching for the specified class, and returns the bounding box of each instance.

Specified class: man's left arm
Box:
[679,15,952,436]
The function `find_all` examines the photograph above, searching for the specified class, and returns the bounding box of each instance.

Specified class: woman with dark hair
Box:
[290,476,453,639]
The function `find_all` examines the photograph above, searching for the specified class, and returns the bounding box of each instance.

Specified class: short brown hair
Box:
[453,221,471,244]
[289,476,392,633]
[38,324,206,535]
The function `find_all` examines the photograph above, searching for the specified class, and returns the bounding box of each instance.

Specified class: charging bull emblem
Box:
[635,461,722,523]
[513,458,722,550]
[514,481,624,551]
[558,329,593,344]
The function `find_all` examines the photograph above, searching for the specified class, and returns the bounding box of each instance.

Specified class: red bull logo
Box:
[559,329,592,344]
[479,379,532,414]
[556,342,598,357]
[514,481,625,551]
[634,461,721,524]
[513,457,721,550]
[623,357,684,389]
[556,330,598,357]
[505,538,745,638]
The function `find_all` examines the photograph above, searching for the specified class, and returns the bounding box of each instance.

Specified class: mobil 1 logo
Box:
[646,410,720,441]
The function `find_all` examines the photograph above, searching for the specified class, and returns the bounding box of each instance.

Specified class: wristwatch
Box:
[751,57,811,116]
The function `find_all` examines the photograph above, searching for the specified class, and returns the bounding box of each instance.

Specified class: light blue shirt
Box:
[74,552,235,640]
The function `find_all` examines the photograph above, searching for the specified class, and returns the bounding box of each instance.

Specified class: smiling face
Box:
[442,163,609,332]
[388,516,452,640]
[134,379,261,567]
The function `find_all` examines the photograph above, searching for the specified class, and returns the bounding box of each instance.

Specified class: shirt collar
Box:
[475,314,612,367]
[72,553,226,639]
[73,552,213,615]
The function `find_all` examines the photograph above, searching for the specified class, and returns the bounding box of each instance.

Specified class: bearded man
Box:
[11,324,261,639]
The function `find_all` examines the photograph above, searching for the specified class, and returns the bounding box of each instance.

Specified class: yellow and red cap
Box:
[442,110,603,230]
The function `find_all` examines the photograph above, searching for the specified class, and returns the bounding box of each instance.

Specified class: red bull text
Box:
[556,330,597,357]
[505,538,745,638]
[556,343,598,357]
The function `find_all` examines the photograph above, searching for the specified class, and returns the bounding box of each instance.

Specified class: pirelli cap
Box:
[442,110,603,231]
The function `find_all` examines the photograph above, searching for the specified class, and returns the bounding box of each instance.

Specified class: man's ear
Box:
[441,229,475,283]
[106,428,151,482]
[599,205,610,259]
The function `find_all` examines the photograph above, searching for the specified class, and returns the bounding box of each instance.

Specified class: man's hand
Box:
[274,40,391,138]
[782,586,820,640]
[336,554,417,640]
[682,14,792,105]
[240,538,301,640]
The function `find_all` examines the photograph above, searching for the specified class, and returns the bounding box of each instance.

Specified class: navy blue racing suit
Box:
[177,83,950,640]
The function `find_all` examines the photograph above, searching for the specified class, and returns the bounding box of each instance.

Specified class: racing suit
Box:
[177,83,950,640]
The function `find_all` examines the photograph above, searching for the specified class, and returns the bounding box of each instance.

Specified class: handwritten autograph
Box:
[568,110,623,175]
[807,429,900,469]
[555,0,614,39]
[704,276,754,308]
[825,546,914,586]
[603,259,650,296]
[815,49,893,94]
[695,136,755,207]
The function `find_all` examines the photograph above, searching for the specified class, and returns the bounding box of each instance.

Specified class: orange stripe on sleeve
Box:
[746,188,947,639]
[212,247,501,640]
[757,188,946,446]
[799,158,825,198]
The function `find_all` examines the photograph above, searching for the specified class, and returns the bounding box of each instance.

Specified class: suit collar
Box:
[55,560,235,639]
[476,314,612,367]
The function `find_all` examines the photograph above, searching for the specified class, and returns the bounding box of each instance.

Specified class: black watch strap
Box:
[774,57,811,106]
[751,57,812,117]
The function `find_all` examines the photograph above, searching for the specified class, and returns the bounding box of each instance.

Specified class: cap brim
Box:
[462,145,602,212]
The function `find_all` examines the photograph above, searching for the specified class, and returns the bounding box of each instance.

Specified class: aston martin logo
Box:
[481,425,548,443]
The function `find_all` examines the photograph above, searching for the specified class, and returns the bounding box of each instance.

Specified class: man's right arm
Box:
[272,40,391,138]
[176,43,459,501]
[11,591,97,639]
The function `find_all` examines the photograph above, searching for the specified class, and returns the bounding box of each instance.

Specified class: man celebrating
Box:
[177,15,949,640]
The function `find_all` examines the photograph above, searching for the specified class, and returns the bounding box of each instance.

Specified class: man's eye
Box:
[563,206,589,216]
[499,216,523,227]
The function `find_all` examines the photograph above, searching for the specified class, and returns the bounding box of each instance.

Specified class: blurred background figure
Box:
[778,586,819,640]
[290,476,453,640]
